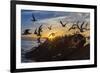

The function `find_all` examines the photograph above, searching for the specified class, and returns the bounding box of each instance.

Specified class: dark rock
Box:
[25,34,90,62]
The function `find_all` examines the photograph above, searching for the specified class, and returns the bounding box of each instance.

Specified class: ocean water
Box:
[21,39,46,62]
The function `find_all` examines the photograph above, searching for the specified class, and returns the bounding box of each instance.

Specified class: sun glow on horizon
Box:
[47,32,56,40]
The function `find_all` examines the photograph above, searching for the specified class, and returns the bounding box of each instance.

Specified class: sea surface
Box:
[21,39,46,62]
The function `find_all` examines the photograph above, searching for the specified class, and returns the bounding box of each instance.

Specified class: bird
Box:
[37,25,43,36]
[22,29,31,35]
[68,21,79,31]
[60,20,68,27]
[34,29,42,43]
[68,24,77,31]
[37,25,43,43]
[34,25,43,43]
[34,28,37,35]
[83,22,90,30]
[34,25,43,36]
[31,13,37,22]
[38,25,43,32]
[77,21,85,32]
[48,25,52,30]
[85,22,88,28]
[37,37,41,43]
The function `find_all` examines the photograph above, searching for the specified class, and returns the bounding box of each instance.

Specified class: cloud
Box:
[21,10,90,35]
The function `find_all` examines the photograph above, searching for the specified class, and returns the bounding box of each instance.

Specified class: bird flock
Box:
[68,21,89,32]
[22,13,90,43]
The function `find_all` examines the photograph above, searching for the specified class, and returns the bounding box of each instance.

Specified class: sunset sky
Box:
[21,10,90,39]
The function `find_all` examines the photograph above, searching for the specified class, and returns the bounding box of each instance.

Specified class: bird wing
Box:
[23,29,31,35]
[37,25,43,36]
[64,23,67,26]
[68,27,73,31]
[32,13,36,21]
[48,27,50,30]
[80,21,85,29]
[60,21,64,26]
[39,25,43,32]
[68,23,76,31]
[76,23,80,30]
[85,22,88,28]
[26,29,30,31]
[64,22,68,26]
[50,25,52,28]
[37,37,41,43]
[48,25,52,30]
[34,28,37,34]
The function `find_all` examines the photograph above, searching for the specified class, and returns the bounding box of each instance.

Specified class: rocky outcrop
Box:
[25,34,90,62]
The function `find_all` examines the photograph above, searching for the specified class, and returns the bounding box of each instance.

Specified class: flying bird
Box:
[31,13,37,22]
[85,22,88,28]
[34,29,41,43]
[34,28,37,35]
[48,25,52,30]
[37,25,43,36]
[22,29,31,35]
[37,37,41,43]
[68,21,79,31]
[68,24,77,31]
[38,25,43,32]
[83,22,90,30]
[34,25,43,44]
[60,20,68,27]
[77,21,85,32]
[34,25,43,36]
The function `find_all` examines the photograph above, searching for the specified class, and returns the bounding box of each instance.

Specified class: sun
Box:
[48,35,54,39]
[48,32,56,40]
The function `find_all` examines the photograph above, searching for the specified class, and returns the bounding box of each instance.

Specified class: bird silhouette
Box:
[38,25,43,32]
[37,25,43,36]
[34,25,43,43]
[34,32,41,43]
[77,21,86,32]
[22,29,31,35]
[48,25,52,30]
[31,13,36,22]
[37,37,41,43]
[34,25,43,36]
[60,20,68,27]
[68,21,79,31]
[68,24,77,31]
[85,22,88,28]
[34,28,37,35]
[83,22,90,30]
